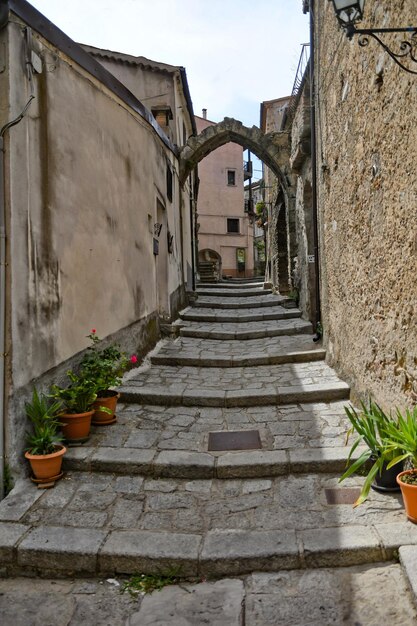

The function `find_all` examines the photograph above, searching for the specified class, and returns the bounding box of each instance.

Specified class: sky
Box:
[29,0,310,180]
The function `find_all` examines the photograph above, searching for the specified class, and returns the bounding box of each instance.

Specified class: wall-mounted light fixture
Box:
[329,0,417,75]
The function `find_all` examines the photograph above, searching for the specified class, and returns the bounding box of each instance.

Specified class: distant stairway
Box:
[198,261,217,283]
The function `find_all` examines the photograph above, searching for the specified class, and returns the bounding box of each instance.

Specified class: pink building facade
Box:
[196,114,254,278]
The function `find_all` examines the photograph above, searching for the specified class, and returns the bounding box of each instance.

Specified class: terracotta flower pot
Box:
[24,444,66,480]
[92,391,120,425]
[397,469,417,523]
[59,410,94,444]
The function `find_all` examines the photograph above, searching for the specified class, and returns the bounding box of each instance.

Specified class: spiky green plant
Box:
[340,401,403,507]
[25,388,63,455]
[384,407,417,471]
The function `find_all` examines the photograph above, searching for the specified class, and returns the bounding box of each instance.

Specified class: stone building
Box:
[244,179,266,276]
[195,113,254,279]
[0,0,196,482]
[288,0,417,409]
[260,96,292,294]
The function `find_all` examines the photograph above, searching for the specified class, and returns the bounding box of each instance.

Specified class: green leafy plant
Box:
[50,370,97,414]
[121,570,181,596]
[80,330,137,396]
[340,401,403,507]
[25,388,63,455]
[383,406,417,471]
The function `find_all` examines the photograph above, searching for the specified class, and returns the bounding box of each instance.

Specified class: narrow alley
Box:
[1,280,416,624]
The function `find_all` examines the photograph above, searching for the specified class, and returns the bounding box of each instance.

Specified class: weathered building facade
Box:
[0,0,196,479]
[195,113,254,279]
[260,96,293,294]
[290,0,417,408]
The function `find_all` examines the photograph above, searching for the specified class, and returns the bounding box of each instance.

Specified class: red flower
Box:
[91,328,96,334]
[130,355,138,364]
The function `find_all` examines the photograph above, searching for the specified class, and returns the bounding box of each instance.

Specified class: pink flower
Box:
[91,328,96,334]
[130,355,138,364]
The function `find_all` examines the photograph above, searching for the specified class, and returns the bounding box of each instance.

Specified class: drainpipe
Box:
[309,0,322,339]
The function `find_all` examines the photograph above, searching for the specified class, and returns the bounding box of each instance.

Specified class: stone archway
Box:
[179,117,293,193]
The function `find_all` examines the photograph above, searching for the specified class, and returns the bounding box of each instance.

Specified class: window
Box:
[166,165,173,202]
[227,170,236,186]
[227,218,240,234]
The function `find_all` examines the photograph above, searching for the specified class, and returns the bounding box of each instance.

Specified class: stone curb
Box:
[61,446,358,479]
[3,521,417,578]
[118,382,350,408]
[399,545,417,610]
[150,348,326,368]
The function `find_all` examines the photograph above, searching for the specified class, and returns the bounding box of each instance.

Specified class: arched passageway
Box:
[179,117,293,192]
[179,117,296,291]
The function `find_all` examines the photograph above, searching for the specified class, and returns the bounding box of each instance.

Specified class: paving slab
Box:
[99,530,201,576]
[1,564,416,626]
[17,525,108,574]
[128,578,245,626]
[200,529,300,576]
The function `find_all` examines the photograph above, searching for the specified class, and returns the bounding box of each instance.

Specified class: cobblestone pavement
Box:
[1,563,416,626]
[1,279,417,622]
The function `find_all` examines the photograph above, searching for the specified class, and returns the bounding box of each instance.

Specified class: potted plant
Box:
[80,329,137,425]
[339,401,403,507]
[50,370,98,443]
[383,406,417,523]
[24,388,66,482]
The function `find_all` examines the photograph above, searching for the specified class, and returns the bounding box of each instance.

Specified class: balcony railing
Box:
[243,160,253,180]
[284,43,310,126]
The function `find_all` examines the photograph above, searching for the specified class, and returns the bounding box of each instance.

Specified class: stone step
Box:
[198,281,265,290]
[1,471,414,578]
[151,335,325,368]
[178,318,313,339]
[62,446,360,479]
[191,295,286,310]
[119,381,349,408]
[61,400,352,478]
[119,361,350,408]
[180,306,302,324]
[196,287,272,297]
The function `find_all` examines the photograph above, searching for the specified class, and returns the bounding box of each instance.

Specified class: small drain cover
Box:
[325,488,362,505]
[208,430,262,451]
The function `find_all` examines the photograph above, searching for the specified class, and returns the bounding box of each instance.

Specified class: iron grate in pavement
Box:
[325,487,362,505]
[208,430,262,451]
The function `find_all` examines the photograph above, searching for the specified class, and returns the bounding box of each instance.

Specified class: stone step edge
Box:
[196,289,273,297]
[118,381,350,408]
[150,349,326,368]
[190,300,288,310]
[61,445,359,479]
[1,521,416,578]
[179,325,313,340]
[197,282,266,289]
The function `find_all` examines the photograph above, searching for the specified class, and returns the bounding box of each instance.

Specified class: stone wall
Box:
[314,0,417,408]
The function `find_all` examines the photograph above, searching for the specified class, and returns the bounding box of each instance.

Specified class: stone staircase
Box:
[1,280,417,583]
[197,261,218,283]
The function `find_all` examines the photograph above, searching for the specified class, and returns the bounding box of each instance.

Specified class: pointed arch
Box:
[179,117,293,192]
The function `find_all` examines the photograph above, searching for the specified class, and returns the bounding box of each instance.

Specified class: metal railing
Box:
[284,43,310,126]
